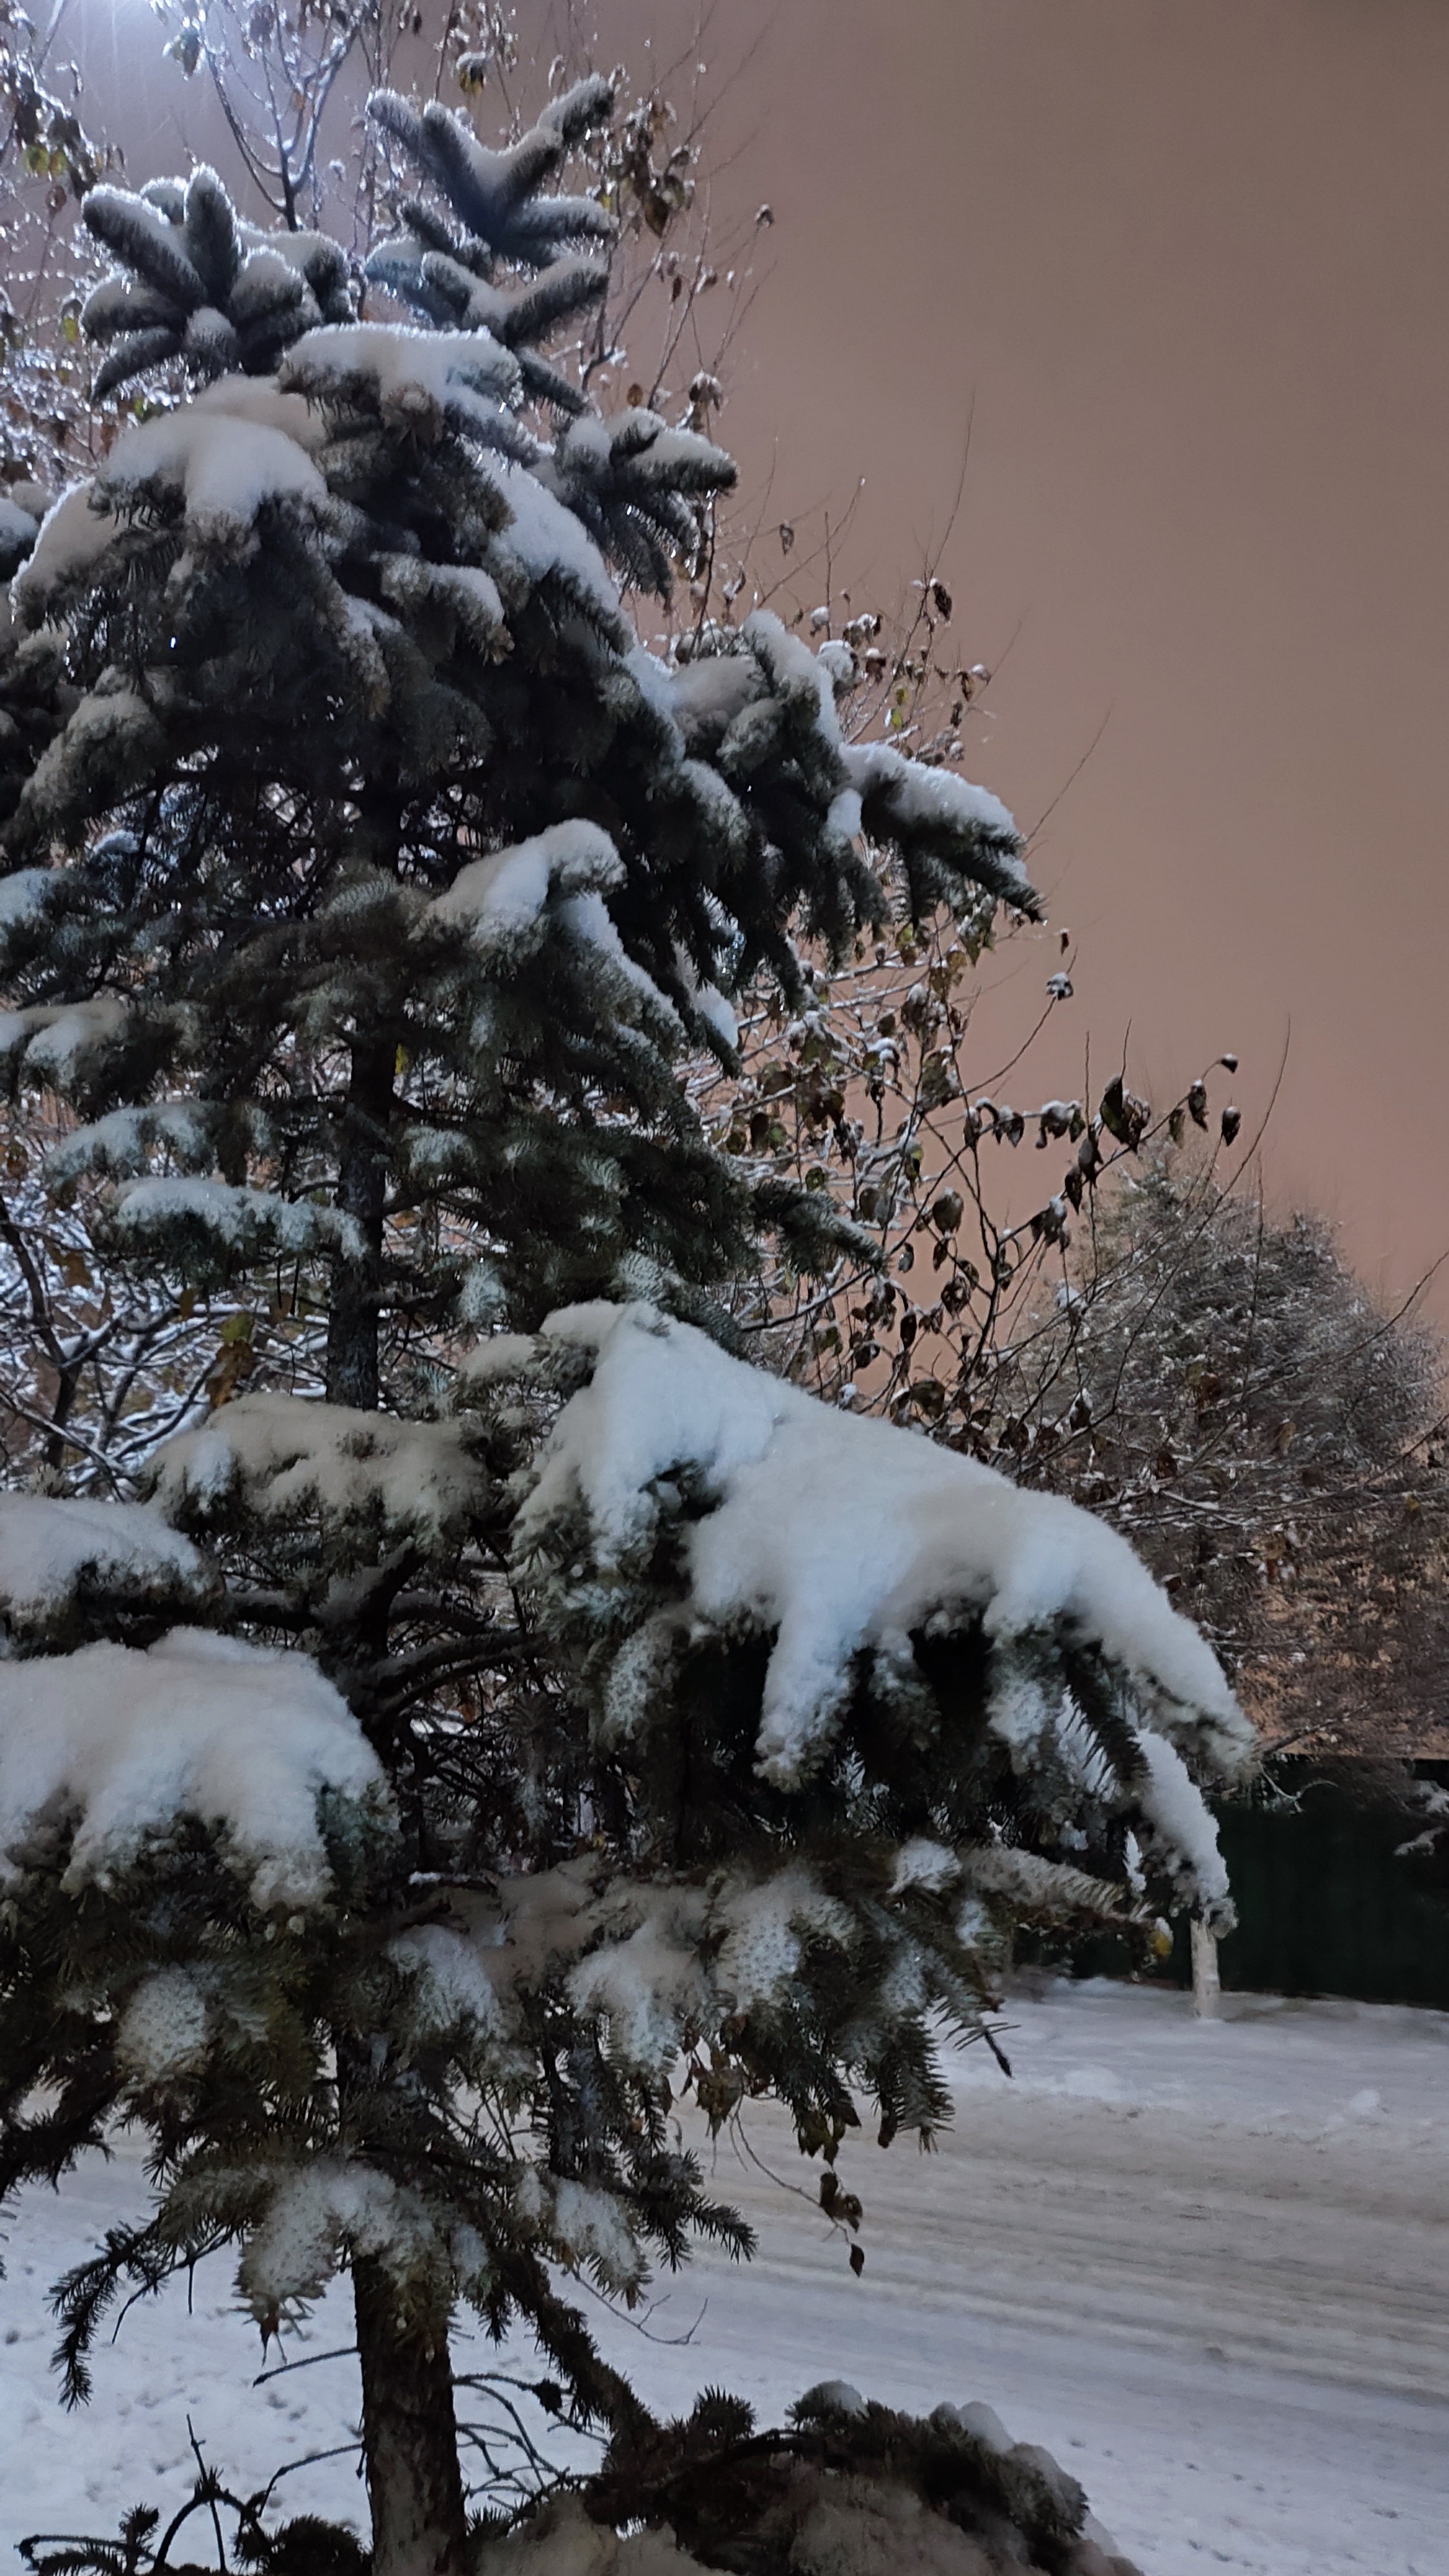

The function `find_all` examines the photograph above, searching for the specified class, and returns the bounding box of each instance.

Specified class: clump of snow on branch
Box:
[428,819,685,1032]
[505,1305,1243,1761]
[117,1964,212,2084]
[0,994,132,1092]
[96,402,327,551]
[515,2163,645,2295]
[0,1628,385,1910]
[377,1856,864,2083]
[0,1494,213,1631]
[1133,1729,1232,1914]
[113,1177,364,1264]
[712,1866,855,2015]
[236,2159,450,2319]
[473,1304,1249,1914]
[279,321,522,444]
[13,375,330,609]
[830,737,1021,876]
[431,817,624,952]
[489,455,625,632]
[44,1099,216,1181]
[386,1921,512,2046]
[151,1392,486,1550]
[0,867,57,932]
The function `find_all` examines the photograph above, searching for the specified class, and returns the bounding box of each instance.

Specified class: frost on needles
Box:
[0,70,1243,2576]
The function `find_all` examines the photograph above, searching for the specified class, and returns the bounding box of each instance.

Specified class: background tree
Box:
[1012,1151,1449,1759]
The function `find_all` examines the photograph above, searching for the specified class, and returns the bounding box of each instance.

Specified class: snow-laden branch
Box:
[0,1626,386,1911]
[467,1300,1250,1919]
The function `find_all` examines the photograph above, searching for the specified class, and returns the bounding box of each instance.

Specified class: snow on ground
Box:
[2,1978,1446,2573]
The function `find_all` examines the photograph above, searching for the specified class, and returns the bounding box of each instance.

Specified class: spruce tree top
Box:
[80,165,354,399]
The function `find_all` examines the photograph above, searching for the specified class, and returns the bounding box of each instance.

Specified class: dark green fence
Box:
[1075,1759,1449,2008]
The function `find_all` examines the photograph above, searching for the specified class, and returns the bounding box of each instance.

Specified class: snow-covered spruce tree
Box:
[0,80,1251,2576]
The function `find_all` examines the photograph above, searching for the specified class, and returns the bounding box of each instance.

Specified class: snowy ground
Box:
[2,1978,1446,2573]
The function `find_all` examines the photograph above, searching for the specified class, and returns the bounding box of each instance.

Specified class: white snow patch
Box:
[713,1867,853,2016]
[890,1839,961,1896]
[489,457,621,625]
[117,1965,212,2083]
[431,819,623,951]
[191,370,328,451]
[564,1883,710,2067]
[0,992,131,1084]
[515,2164,643,2294]
[0,1627,385,1910]
[10,482,118,609]
[281,321,519,430]
[430,822,678,1026]
[0,1494,210,1625]
[114,1177,364,1264]
[46,1099,214,1182]
[0,867,55,930]
[1135,1729,1231,1913]
[151,1392,483,1547]
[385,1922,509,2042]
[102,404,328,552]
[508,1305,1249,1828]
[667,651,760,742]
[741,610,842,742]
[19,689,164,830]
[238,2159,443,2315]
[840,739,1028,893]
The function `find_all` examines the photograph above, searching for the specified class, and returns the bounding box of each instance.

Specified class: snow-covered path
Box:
[3,1980,1446,2574]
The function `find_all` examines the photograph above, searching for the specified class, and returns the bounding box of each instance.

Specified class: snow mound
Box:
[474,2495,697,2573]
[151,1392,486,1549]
[95,401,328,553]
[15,402,327,610]
[0,1493,213,1629]
[432,817,622,944]
[0,1627,385,1909]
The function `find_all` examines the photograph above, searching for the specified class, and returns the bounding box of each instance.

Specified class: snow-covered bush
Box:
[477,2382,1144,2575]
[0,46,1248,2576]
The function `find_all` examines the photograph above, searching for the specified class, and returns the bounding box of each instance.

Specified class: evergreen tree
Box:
[0,75,1250,2576]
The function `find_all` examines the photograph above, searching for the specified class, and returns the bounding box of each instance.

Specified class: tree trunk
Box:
[1191,1918,1222,2018]
[327,1028,394,1410]
[354,2255,471,2576]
